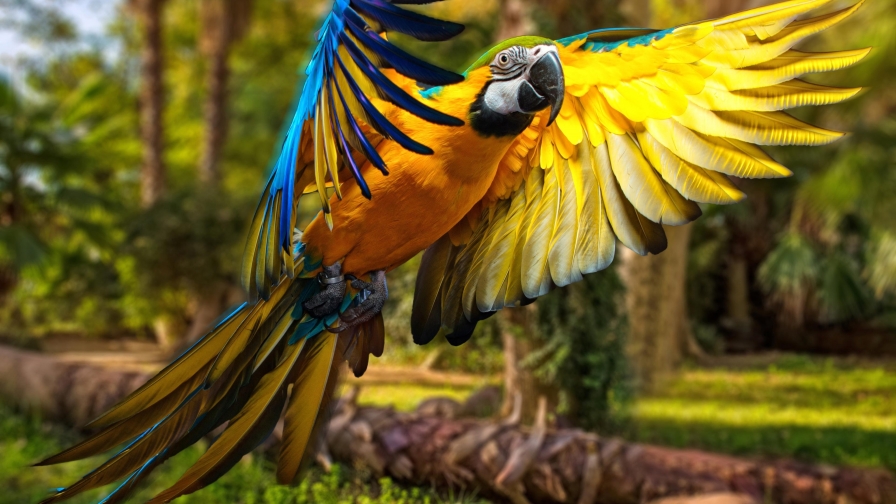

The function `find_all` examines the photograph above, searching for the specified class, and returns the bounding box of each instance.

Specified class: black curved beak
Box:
[517,50,565,125]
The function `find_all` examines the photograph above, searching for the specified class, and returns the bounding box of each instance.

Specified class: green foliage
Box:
[534,266,632,432]
[120,188,254,324]
[818,251,871,323]
[633,355,896,470]
[0,0,321,339]
[758,233,819,308]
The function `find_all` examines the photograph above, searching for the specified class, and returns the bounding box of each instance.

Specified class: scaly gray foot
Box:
[303,263,346,319]
[333,270,388,333]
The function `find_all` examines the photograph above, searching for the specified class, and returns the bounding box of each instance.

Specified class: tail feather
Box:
[38,394,205,503]
[38,268,388,504]
[343,313,386,377]
[83,305,253,429]
[277,332,339,484]
[35,371,205,466]
[146,339,305,503]
[208,278,303,383]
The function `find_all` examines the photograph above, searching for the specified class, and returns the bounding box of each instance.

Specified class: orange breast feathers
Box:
[301,68,516,276]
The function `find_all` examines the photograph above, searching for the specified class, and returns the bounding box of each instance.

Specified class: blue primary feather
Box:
[338,32,464,126]
[335,55,434,154]
[333,80,388,175]
[245,0,465,302]
[343,10,465,84]
[353,0,464,41]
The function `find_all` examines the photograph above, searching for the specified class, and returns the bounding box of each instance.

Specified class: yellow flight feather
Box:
[547,154,583,287]
[277,333,339,484]
[521,164,560,298]
[694,80,861,111]
[84,305,252,428]
[150,340,304,504]
[504,169,544,307]
[638,131,746,204]
[573,142,615,275]
[476,193,527,312]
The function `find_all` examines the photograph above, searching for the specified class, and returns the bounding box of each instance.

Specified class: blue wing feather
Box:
[335,55,433,155]
[352,0,465,41]
[332,75,388,174]
[338,32,464,126]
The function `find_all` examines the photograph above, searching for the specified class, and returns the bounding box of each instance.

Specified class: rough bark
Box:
[197,0,253,184]
[499,306,557,423]
[619,225,700,392]
[3,345,894,504]
[130,0,168,208]
[495,0,534,41]
[0,345,152,427]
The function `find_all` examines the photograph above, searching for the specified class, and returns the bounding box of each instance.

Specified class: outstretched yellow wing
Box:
[412,0,869,345]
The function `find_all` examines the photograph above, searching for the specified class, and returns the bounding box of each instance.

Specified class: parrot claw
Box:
[332,270,388,333]
[303,263,346,319]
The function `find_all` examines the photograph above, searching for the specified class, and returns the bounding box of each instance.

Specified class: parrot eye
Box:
[498,54,510,65]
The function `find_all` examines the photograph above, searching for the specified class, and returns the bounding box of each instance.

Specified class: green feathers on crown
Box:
[465,36,555,74]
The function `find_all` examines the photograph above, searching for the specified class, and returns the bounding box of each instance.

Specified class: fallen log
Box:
[1,344,893,504]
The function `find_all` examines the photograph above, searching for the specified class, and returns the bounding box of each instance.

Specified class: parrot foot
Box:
[332,270,388,333]
[303,263,346,319]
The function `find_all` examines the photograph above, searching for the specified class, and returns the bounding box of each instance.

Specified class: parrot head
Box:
[466,36,565,137]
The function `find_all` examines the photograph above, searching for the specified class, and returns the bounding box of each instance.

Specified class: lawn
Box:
[353,354,896,471]
[632,354,896,470]
[3,353,894,503]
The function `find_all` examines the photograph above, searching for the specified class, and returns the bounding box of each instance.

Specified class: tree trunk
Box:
[495,0,534,42]
[199,32,230,185]
[499,305,556,423]
[190,0,254,349]
[198,0,252,184]
[132,0,168,208]
[619,225,699,392]
[3,345,894,504]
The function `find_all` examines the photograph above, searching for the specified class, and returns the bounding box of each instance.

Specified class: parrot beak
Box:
[518,50,565,126]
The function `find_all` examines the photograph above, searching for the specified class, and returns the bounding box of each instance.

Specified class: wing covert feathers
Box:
[412,0,866,342]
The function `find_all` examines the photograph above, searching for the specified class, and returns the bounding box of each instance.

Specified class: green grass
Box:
[0,404,486,504]
[631,355,896,470]
[353,383,478,412]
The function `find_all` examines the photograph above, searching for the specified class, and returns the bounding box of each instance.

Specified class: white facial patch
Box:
[482,44,559,116]
[484,79,526,114]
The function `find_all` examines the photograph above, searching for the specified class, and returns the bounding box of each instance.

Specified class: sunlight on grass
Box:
[352,383,477,412]
[632,355,896,470]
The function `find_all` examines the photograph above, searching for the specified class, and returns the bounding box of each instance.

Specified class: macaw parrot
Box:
[39,0,869,501]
